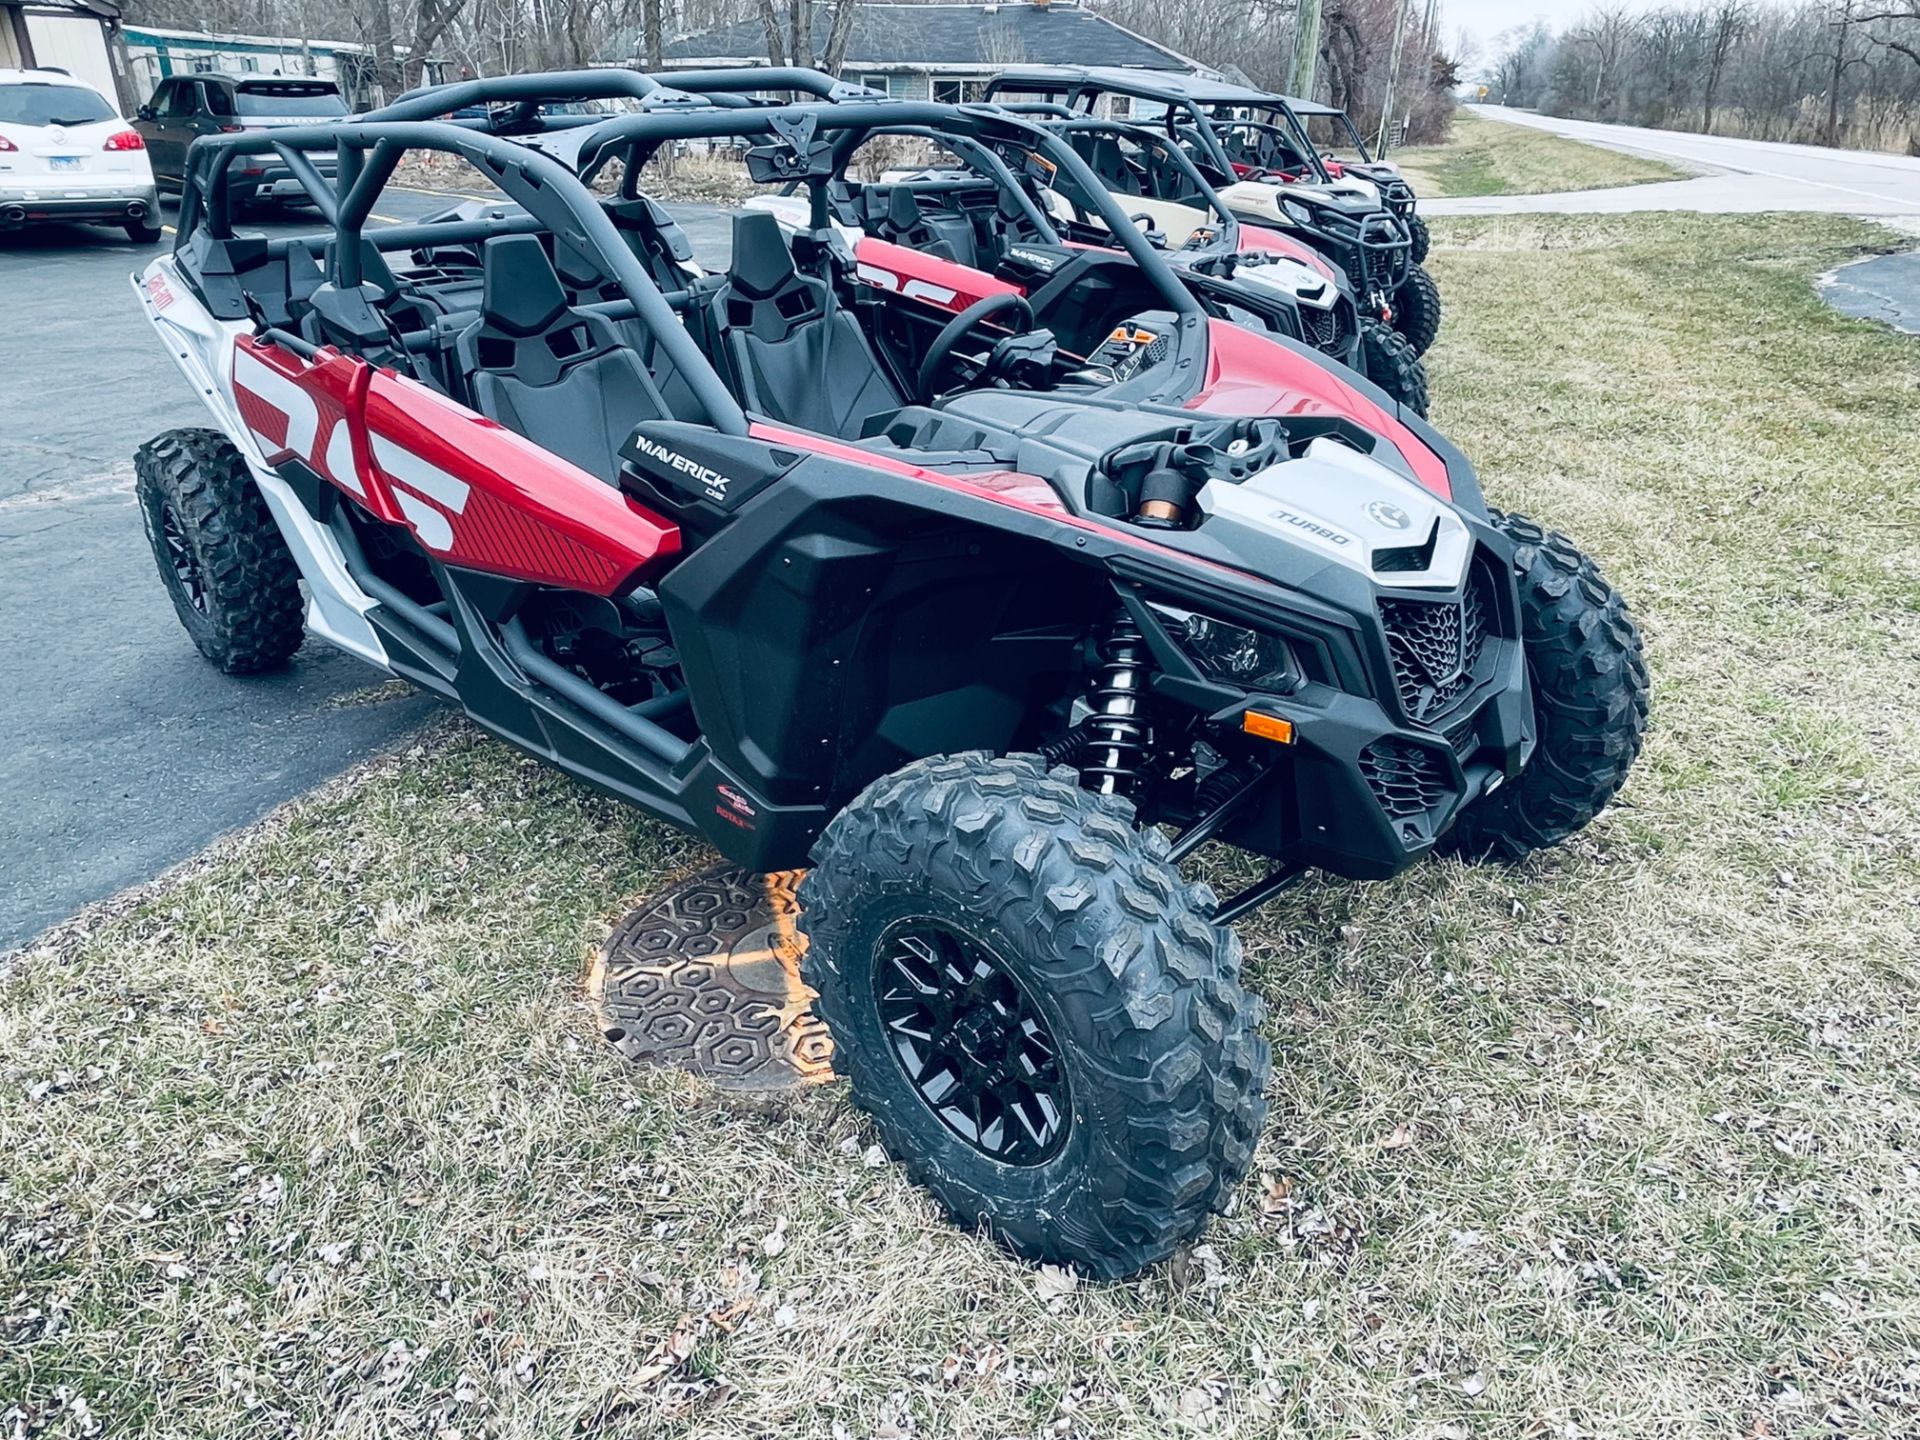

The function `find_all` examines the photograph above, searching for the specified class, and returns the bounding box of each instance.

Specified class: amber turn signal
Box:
[1240,710,1295,744]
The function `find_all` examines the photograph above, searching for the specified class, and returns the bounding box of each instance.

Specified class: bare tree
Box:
[1702,1,1752,132]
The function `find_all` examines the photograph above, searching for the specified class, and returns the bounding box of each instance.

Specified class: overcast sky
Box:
[1439,0,1655,56]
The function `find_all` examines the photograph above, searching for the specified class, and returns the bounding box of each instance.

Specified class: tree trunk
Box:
[822,0,860,76]
[1826,1,1853,147]
[754,0,787,66]
[367,0,405,103]
[791,0,812,70]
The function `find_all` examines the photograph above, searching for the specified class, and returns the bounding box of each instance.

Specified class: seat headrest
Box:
[482,234,569,337]
[728,211,798,299]
[323,236,397,292]
[1091,136,1140,193]
[286,242,325,296]
[885,187,924,230]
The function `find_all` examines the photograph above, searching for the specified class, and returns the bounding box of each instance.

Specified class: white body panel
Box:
[1201,437,1472,591]
[131,258,391,669]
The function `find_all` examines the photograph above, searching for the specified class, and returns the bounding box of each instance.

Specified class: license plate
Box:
[49,156,82,171]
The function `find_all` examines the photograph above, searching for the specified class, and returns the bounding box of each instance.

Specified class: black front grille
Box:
[1298,303,1350,353]
[1359,738,1449,819]
[1379,569,1489,725]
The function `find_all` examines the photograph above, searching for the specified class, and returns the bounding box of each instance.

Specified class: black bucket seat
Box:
[455,234,672,481]
[710,211,902,438]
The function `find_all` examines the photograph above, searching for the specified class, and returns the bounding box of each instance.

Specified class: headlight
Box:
[1281,198,1315,226]
[1148,603,1298,691]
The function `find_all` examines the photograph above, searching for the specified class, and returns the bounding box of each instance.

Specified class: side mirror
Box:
[136,104,155,121]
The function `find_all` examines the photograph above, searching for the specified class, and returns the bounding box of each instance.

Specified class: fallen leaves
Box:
[1033,1264,1077,1308]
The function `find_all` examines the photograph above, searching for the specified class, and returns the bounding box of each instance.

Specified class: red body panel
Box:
[852,236,1023,315]
[1190,321,1449,499]
[362,372,681,594]
[232,336,405,523]
[851,241,1450,499]
[232,335,679,595]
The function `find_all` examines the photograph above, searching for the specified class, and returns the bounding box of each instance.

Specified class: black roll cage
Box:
[175,71,1208,429]
[979,71,1336,187]
[992,107,1244,261]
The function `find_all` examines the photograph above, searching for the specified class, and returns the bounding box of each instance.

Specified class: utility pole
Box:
[1288,0,1323,100]
[1375,0,1414,154]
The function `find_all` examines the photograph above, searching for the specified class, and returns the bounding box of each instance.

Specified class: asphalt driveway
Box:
[0,191,734,950]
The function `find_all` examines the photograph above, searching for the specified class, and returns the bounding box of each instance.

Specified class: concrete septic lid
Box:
[589,866,834,1092]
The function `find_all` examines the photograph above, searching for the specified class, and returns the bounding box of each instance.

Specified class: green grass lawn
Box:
[1394,108,1687,197]
[5,213,1920,1438]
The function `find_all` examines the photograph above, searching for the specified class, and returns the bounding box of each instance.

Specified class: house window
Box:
[932,78,986,105]
[857,73,899,97]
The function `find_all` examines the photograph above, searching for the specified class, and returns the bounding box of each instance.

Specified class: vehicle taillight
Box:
[220,124,245,133]
[103,130,145,151]
[0,136,16,152]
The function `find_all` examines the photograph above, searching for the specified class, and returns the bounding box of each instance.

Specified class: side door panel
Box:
[358,370,682,596]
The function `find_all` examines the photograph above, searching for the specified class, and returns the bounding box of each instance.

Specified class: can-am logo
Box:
[1365,500,1412,530]
[1271,509,1351,546]
[632,434,731,499]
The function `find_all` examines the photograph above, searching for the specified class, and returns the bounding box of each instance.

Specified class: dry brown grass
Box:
[4,213,1920,1438]
[1394,109,1686,198]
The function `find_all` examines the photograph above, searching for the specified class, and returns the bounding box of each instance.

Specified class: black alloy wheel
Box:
[159,505,210,614]
[874,917,1069,1165]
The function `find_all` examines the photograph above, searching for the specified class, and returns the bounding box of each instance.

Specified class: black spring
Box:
[1082,610,1153,795]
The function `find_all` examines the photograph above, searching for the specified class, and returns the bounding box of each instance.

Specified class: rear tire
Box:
[124,220,164,245]
[799,753,1271,1279]
[1405,211,1431,264]
[1358,318,1430,418]
[1391,262,1442,357]
[135,427,305,674]
[1444,511,1649,860]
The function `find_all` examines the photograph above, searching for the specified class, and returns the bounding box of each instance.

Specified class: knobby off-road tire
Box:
[135,427,305,674]
[798,753,1271,1279]
[1445,510,1650,860]
[1405,211,1431,265]
[1358,318,1430,418]
[1391,262,1442,357]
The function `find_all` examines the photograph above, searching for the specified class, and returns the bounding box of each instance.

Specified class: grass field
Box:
[1393,108,1686,197]
[5,212,1920,1438]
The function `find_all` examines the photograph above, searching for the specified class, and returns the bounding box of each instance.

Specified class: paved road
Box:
[1425,107,1920,219]
[0,190,733,950]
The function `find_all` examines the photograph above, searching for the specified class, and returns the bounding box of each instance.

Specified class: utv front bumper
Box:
[1129,546,1534,882]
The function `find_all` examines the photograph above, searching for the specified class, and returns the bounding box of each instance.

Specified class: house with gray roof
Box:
[599,1,1199,104]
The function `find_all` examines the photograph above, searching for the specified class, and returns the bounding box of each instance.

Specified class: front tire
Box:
[799,753,1271,1279]
[1391,262,1442,357]
[1358,317,1430,418]
[135,428,305,674]
[1445,512,1649,860]
[1405,211,1431,264]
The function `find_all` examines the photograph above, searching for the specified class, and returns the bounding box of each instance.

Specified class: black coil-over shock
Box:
[1082,608,1153,796]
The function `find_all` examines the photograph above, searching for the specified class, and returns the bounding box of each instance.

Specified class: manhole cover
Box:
[588,866,833,1092]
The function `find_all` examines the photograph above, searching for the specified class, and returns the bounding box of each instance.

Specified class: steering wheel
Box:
[916,292,1036,403]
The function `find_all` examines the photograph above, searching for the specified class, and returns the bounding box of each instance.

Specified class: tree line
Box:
[126,0,1460,146]
[1487,2,1920,153]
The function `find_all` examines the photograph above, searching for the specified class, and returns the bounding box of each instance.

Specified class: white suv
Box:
[0,67,161,243]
